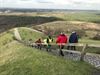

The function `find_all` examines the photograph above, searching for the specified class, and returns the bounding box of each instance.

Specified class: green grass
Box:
[0,30,14,47]
[0,41,99,75]
[76,46,100,54]
[0,12,100,75]
[79,38,100,44]
[79,39,100,54]
[18,27,46,42]
[0,27,100,75]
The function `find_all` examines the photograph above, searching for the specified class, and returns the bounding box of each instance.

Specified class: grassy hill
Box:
[33,21,100,35]
[18,27,46,42]
[0,12,100,75]
[32,21,100,43]
[0,30,14,47]
[0,40,99,75]
[0,28,100,75]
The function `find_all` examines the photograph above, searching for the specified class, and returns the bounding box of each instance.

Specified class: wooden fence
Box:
[16,38,100,61]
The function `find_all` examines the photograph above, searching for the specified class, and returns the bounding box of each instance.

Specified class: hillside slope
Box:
[33,21,100,32]
[33,21,100,42]
[0,28,100,75]
[0,41,100,75]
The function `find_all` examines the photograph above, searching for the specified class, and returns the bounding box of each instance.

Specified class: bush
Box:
[42,26,54,35]
[74,30,86,38]
[54,28,64,35]
[92,33,100,40]
[41,26,66,37]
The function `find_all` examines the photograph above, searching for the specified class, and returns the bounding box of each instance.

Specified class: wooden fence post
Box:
[80,44,88,61]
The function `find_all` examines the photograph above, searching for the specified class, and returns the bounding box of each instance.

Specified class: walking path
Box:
[14,28,22,41]
[21,27,43,34]
[63,50,100,68]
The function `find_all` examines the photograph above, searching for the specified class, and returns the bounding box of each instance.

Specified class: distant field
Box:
[51,12,100,23]
[1,12,100,23]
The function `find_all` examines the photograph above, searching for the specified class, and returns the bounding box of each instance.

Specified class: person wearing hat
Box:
[67,31,78,50]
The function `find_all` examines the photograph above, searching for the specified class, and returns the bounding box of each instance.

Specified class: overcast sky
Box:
[0,0,100,10]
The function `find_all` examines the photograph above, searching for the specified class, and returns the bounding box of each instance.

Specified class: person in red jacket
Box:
[56,32,68,56]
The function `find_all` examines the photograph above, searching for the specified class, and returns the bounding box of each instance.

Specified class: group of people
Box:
[35,31,78,56]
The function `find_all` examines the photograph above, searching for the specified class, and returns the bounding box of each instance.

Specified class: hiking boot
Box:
[59,50,64,56]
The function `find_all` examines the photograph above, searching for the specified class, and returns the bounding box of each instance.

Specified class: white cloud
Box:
[0,0,100,10]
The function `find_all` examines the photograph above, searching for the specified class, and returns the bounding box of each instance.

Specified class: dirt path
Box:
[21,27,43,34]
[14,28,22,41]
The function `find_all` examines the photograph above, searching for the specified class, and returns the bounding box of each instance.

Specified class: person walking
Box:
[35,38,42,49]
[44,35,53,51]
[56,32,68,56]
[67,31,78,50]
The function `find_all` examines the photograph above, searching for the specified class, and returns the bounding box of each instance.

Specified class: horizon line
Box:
[0,7,100,11]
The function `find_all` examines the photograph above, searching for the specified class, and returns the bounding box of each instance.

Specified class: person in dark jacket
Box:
[56,32,68,56]
[35,38,42,49]
[67,31,78,50]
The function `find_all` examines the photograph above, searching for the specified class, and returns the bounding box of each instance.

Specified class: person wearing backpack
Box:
[67,31,78,50]
[44,36,53,51]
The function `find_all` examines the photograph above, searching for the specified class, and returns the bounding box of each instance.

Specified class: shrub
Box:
[74,30,86,38]
[92,33,100,40]
[54,28,64,35]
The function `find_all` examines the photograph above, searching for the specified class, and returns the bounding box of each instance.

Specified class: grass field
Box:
[0,30,14,47]
[0,41,99,75]
[79,39,100,54]
[79,38,100,44]
[36,12,100,23]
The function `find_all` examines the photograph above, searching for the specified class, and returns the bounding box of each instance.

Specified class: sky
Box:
[0,0,100,10]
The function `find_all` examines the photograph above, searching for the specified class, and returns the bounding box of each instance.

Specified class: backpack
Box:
[46,38,53,43]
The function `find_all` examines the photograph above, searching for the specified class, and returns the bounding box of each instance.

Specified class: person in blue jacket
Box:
[67,31,78,50]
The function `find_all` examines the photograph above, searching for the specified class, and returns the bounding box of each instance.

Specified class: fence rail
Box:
[20,40,100,61]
